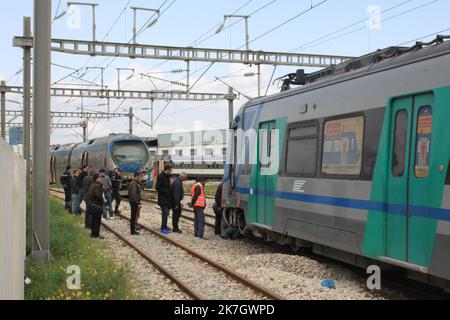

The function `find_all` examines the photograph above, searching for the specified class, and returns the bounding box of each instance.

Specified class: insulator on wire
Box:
[215,24,225,34]
[147,18,159,29]
[172,69,186,74]
[244,72,256,77]
[54,11,67,20]
[171,81,188,87]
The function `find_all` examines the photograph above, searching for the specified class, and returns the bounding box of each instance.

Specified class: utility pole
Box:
[129,107,133,135]
[186,60,190,93]
[0,81,5,139]
[257,64,261,97]
[227,86,234,128]
[68,2,98,43]
[23,16,32,193]
[31,0,52,261]
[221,15,251,52]
[86,66,105,92]
[220,15,260,96]
[131,6,160,46]
[151,99,154,131]
[82,120,88,142]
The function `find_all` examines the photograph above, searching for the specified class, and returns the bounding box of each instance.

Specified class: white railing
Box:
[0,138,26,300]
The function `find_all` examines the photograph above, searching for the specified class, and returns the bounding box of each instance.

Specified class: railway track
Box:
[144,188,216,201]
[50,189,284,300]
[138,196,216,228]
[49,188,202,299]
[142,190,216,219]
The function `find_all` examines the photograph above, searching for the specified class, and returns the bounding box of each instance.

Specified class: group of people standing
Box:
[61,163,230,241]
[60,165,123,239]
[155,165,224,240]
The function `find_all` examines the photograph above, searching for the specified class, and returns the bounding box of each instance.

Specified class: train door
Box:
[257,121,276,225]
[386,93,435,265]
[81,152,89,167]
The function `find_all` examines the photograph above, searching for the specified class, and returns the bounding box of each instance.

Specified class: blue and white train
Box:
[49,134,150,188]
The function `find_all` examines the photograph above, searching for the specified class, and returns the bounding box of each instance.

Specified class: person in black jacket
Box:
[128,172,142,235]
[110,168,123,215]
[60,166,72,213]
[71,169,82,216]
[171,172,188,233]
[155,165,173,233]
[213,182,224,236]
[87,174,105,239]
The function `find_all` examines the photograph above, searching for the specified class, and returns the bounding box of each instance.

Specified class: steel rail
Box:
[49,189,204,300]
[101,223,205,300]
[115,212,284,300]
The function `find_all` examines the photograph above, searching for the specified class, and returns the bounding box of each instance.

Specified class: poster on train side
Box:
[322,116,364,176]
[415,106,433,178]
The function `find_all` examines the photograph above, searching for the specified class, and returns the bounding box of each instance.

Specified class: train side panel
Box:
[224,42,450,286]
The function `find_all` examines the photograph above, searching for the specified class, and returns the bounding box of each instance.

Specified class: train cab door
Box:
[81,152,89,167]
[257,121,277,225]
[386,93,436,266]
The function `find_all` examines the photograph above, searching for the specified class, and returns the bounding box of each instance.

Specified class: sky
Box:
[1,0,449,145]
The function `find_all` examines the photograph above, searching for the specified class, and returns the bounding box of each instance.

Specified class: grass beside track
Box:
[183,181,220,198]
[25,197,134,300]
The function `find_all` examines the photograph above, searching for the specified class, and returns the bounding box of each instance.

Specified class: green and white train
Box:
[222,37,450,291]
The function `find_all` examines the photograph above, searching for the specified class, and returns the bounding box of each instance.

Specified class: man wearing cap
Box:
[128,172,142,236]
[155,165,173,234]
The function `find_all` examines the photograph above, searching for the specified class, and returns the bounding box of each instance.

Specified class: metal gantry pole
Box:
[82,120,88,142]
[129,107,133,135]
[92,4,96,43]
[244,17,250,52]
[23,16,32,193]
[31,0,52,261]
[0,81,5,139]
[150,99,154,131]
[186,60,190,93]
[228,86,234,127]
[257,64,261,97]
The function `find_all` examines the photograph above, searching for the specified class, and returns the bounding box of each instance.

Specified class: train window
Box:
[322,116,365,176]
[162,150,169,156]
[392,110,408,177]
[286,121,318,177]
[414,106,432,179]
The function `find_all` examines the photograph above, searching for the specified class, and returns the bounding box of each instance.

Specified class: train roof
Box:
[247,35,450,107]
[50,134,145,151]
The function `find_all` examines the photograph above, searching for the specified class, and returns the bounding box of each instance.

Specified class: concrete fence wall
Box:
[0,138,26,300]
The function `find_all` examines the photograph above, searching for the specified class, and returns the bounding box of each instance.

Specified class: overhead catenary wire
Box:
[290,0,414,51]
[291,0,441,51]
[84,0,177,135]
[158,0,329,94]
[121,0,278,92]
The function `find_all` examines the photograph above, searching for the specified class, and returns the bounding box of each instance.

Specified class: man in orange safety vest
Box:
[189,177,207,239]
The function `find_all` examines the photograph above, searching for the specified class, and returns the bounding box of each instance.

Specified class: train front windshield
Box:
[112,141,149,165]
